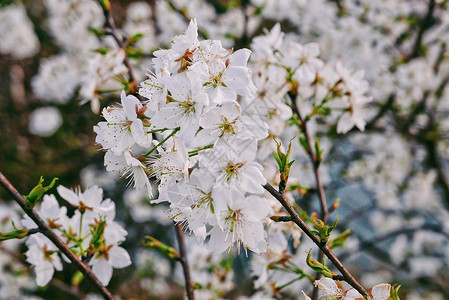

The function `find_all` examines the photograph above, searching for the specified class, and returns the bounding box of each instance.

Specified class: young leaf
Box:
[24,177,58,209]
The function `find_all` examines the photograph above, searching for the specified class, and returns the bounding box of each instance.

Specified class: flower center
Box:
[224,162,243,181]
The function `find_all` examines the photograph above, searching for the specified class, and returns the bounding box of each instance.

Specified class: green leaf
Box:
[24,177,58,209]
[129,33,144,44]
[314,138,323,163]
[305,249,335,278]
[299,136,308,152]
[329,229,351,249]
[310,216,338,243]
[95,47,110,55]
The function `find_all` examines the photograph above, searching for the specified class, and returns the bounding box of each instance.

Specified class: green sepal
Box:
[90,218,106,250]
[125,45,144,60]
[272,137,295,191]
[388,285,401,300]
[310,216,338,243]
[299,136,308,152]
[193,282,203,290]
[316,106,331,116]
[305,249,335,278]
[0,227,29,241]
[254,4,265,15]
[24,177,58,209]
[143,236,180,260]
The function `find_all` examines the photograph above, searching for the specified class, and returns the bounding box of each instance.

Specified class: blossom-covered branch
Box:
[0,171,115,300]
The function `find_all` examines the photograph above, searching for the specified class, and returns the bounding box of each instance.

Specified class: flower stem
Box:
[143,128,179,157]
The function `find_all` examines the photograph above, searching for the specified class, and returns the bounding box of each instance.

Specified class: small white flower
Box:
[301,291,311,300]
[193,101,242,147]
[199,137,266,194]
[314,278,345,299]
[150,138,191,190]
[25,234,63,286]
[208,188,269,254]
[150,77,209,144]
[288,42,323,83]
[104,149,153,197]
[22,194,67,230]
[368,284,391,300]
[95,90,152,154]
[89,244,131,286]
[80,50,127,113]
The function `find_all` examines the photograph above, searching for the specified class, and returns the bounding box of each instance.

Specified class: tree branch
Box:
[174,223,195,300]
[263,183,368,297]
[289,93,329,299]
[0,171,115,300]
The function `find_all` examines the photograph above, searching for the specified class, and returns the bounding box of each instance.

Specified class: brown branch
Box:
[289,92,329,299]
[263,183,368,297]
[174,223,195,300]
[0,171,115,300]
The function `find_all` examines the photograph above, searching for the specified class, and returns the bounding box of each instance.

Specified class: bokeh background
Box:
[1,0,449,299]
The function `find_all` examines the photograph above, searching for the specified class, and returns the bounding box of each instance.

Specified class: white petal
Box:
[35,261,55,286]
[370,284,391,300]
[108,246,132,269]
[92,257,113,286]
[22,214,38,229]
[57,185,79,206]
[314,278,340,294]
[301,291,312,300]
[229,49,251,66]
[345,289,364,300]
[121,91,140,121]
[51,253,63,271]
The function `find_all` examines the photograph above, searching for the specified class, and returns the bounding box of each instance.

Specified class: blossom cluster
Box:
[95,19,272,254]
[250,23,371,138]
[21,185,131,286]
[2,0,449,298]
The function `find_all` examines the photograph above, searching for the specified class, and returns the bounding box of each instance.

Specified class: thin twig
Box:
[174,223,195,300]
[263,183,368,297]
[0,171,115,300]
[289,93,329,299]
[51,278,86,299]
